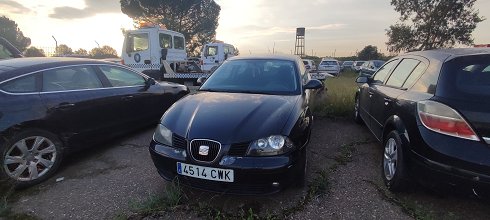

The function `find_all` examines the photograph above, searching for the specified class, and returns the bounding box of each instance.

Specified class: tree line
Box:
[0,16,118,59]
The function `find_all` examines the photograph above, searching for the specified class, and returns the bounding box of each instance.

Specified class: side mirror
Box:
[304,79,323,90]
[356,76,369,84]
[196,77,207,86]
[144,77,156,90]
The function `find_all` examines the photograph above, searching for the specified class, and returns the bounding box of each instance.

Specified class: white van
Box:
[201,42,237,73]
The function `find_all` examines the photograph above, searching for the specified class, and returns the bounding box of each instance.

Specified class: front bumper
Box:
[149,140,303,195]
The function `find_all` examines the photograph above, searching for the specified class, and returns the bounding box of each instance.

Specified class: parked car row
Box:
[355,48,490,197]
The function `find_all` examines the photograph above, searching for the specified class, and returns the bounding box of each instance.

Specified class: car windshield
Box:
[441,55,490,101]
[343,61,353,65]
[320,61,337,65]
[200,59,300,95]
[355,62,365,66]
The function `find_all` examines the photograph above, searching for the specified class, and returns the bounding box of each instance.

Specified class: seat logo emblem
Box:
[199,145,209,156]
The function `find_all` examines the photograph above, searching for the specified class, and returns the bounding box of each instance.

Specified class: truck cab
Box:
[201,42,236,73]
[122,25,187,77]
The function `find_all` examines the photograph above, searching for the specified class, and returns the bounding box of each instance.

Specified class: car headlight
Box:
[153,124,172,146]
[247,135,295,156]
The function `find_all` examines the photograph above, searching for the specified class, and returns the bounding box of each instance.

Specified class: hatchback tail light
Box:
[417,100,480,141]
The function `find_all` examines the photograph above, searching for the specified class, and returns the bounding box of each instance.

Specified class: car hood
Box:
[161,92,300,144]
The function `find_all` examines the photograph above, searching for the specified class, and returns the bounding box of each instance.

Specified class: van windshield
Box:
[439,55,490,101]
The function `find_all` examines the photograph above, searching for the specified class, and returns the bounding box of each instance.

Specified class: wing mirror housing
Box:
[144,77,156,90]
[304,79,323,90]
[356,76,370,84]
[196,77,207,86]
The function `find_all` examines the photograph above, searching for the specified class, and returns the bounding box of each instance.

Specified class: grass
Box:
[312,70,358,118]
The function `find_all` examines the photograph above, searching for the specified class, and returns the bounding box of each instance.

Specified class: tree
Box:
[0,16,31,51]
[386,0,484,53]
[120,0,221,56]
[357,45,383,60]
[24,47,46,57]
[56,44,73,56]
[90,45,118,59]
[74,48,89,56]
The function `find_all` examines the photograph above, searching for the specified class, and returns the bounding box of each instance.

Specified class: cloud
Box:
[0,0,31,14]
[49,0,120,19]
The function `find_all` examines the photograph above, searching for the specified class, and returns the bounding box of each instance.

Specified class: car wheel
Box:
[1,129,63,188]
[382,131,411,192]
[354,96,364,124]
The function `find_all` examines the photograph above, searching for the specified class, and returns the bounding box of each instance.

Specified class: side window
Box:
[224,46,229,54]
[1,74,37,93]
[43,67,102,92]
[373,60,398,84]
[0,44,13,59]
[159,33,172,49]
[206,46,218,56]
[99,66,146,87]
[126,33,149,52]
[174,36,185,50]
[386,59,421,88]
[403,62,427,89]
[412,68,439,94]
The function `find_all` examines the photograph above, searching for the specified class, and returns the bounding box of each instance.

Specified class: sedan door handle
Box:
[55,103,75,110]
[121,95,134,101]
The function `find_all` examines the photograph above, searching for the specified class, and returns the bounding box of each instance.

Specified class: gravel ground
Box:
[6,118,490,219]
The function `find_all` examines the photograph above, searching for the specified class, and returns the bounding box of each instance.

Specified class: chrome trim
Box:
[0,63,148,95]
[483,137,490,145]
[189,139,222,163]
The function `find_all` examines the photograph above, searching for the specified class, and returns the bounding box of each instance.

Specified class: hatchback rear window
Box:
[439,55,490,101]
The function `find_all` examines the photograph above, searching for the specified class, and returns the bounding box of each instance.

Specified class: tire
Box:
[1,129,63,188]
[354,96,364,124]
[382,131,411,192]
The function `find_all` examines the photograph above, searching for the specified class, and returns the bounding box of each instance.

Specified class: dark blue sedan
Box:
[0,58,189,187]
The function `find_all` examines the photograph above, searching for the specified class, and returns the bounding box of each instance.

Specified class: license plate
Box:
[177,162,234,182]
[310,73,325,80]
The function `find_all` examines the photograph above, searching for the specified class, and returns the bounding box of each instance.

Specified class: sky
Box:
[1,0,490,57]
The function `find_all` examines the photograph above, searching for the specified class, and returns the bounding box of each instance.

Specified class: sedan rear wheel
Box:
[1,129,63,188]
[382,131,410,192]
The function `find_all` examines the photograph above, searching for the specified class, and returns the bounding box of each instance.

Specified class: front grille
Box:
[172,134,187,149]
[228,142,250,156]
[190,139,221,162]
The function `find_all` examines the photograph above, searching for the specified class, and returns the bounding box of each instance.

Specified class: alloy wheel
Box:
[383,138,398,181]
[3,136,57,182]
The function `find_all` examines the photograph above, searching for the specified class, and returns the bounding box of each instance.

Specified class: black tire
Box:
[1,129,63,188]
[382,131,411,192]
[354,96,364,124]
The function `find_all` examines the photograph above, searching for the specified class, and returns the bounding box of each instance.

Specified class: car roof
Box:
[0,57,121,82]
[404,48,490,62]
[228,54,301,62]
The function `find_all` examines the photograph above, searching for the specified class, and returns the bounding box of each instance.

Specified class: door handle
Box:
[215,60,219,63]
[55,103,75,110]
[144,60,151,64]
[121,95,134,101]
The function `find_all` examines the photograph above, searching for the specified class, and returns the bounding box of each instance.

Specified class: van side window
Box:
[159,33,173,49]
[174,36,185,50]
[206,46,218,56]
[127,33,149,52]
[386,59,421,88]
[224,46,229,54]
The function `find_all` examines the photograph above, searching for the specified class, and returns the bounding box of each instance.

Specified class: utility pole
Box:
[95,40,100,48]
[52,35,58,56]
